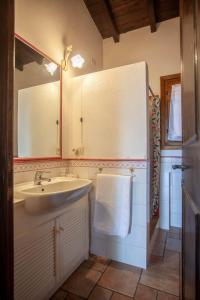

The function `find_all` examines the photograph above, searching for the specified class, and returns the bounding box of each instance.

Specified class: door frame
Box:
[0,0,14,299]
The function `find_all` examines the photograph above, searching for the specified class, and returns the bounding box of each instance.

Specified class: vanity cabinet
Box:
[59,206,89,282]
[14,196,89,300]
[14,220,56,300]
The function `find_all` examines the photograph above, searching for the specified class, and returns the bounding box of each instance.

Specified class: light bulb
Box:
[71,54,85,69]
[45,62,58,75]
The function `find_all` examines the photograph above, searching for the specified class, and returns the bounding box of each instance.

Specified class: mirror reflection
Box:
[14,37,61,158]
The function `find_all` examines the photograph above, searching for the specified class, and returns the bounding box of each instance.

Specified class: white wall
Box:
[15,0,103,162]
[64,62,148,159]
[102,17,182,229]
[15,0,103,75]
[63,62,150,268]
[88,166,149,269]
[103,18,180,95]
[160,150,182,229]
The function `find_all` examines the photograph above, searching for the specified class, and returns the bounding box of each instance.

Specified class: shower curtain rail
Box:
[149,86,155,97]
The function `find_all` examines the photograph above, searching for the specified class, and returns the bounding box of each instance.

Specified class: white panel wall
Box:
[160,150,182,229]
[63,62,150,268]
[170,169,182,227]
[64,62,148,159]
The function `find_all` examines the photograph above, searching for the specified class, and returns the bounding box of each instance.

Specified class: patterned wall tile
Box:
[14,160,68,173]
[68,159,147,169]
[14,159,148,173]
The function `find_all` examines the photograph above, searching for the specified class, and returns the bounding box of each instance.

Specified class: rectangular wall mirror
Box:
[14,35,62,160]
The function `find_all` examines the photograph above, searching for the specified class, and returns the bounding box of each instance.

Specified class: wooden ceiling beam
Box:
[101,0,119,42]
[148,0,157,33]
[84,0,179,40]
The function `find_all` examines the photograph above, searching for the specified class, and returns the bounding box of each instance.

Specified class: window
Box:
[160,73,182,149]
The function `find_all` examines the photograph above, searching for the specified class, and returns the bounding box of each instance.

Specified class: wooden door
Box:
[0,0,14,299]
[180,0,200,299]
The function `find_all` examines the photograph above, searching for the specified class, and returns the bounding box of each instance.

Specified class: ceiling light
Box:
[71,54,85,69]
[45,62,58,76]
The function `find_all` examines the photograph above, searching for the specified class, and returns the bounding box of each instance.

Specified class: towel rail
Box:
[98,167,135,175]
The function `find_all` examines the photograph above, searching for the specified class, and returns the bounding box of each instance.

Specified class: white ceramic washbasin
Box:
[15,177,92,214]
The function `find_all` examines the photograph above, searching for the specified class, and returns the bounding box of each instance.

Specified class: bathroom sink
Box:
[15,177,92,214]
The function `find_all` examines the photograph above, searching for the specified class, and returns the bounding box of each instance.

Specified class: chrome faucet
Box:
[34,171,51,185]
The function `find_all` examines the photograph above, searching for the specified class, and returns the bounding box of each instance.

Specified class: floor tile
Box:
[149,255,163,265]
[167,231,180,240]
[152,242,165,256]
[81,255,110,273]
[163,250,180,273]
[51,289,68,300]
[98,261,141,297]
[169,227,181,235]
[157,291,179,300]
[134,284,157,300]
[62,266,101,298]
[111,293,132,300]
[88,286,112,300]
[66,293,84,300]
[166,238,181,252]
[157,229,168,243]
[140,250,179,296]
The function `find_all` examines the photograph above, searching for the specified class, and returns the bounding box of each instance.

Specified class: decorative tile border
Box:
[14,158,148,173]
[14,159,68,173]
[68,159,148,169]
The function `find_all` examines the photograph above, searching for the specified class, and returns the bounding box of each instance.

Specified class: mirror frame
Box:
[14,34,62,162]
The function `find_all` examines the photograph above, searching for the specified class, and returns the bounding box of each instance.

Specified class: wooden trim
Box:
[14,33,60,66]
[13,34,63,162]
[148,0,157,32]
[0,0,14,299]
[150,215,159,238]
[160,73,182,149]
[183,134,198,146]
[14,157,63,163]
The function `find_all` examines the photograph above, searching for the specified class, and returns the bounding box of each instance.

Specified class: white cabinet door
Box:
[14,220,56,300]
[59,201,89,280]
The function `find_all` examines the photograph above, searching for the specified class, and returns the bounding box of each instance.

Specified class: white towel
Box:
[93,174,132,238]
[168,84,182,141]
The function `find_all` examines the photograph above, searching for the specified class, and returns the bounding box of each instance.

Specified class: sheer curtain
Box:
[168,84,182,141]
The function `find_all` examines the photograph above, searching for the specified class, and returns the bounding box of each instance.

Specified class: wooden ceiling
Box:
[84,0,179,42]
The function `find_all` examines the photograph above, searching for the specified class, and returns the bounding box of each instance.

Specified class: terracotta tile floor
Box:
[51,227,181,300]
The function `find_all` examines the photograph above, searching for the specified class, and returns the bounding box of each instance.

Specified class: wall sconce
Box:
[61,45,85,71]
[61,45,73,71]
